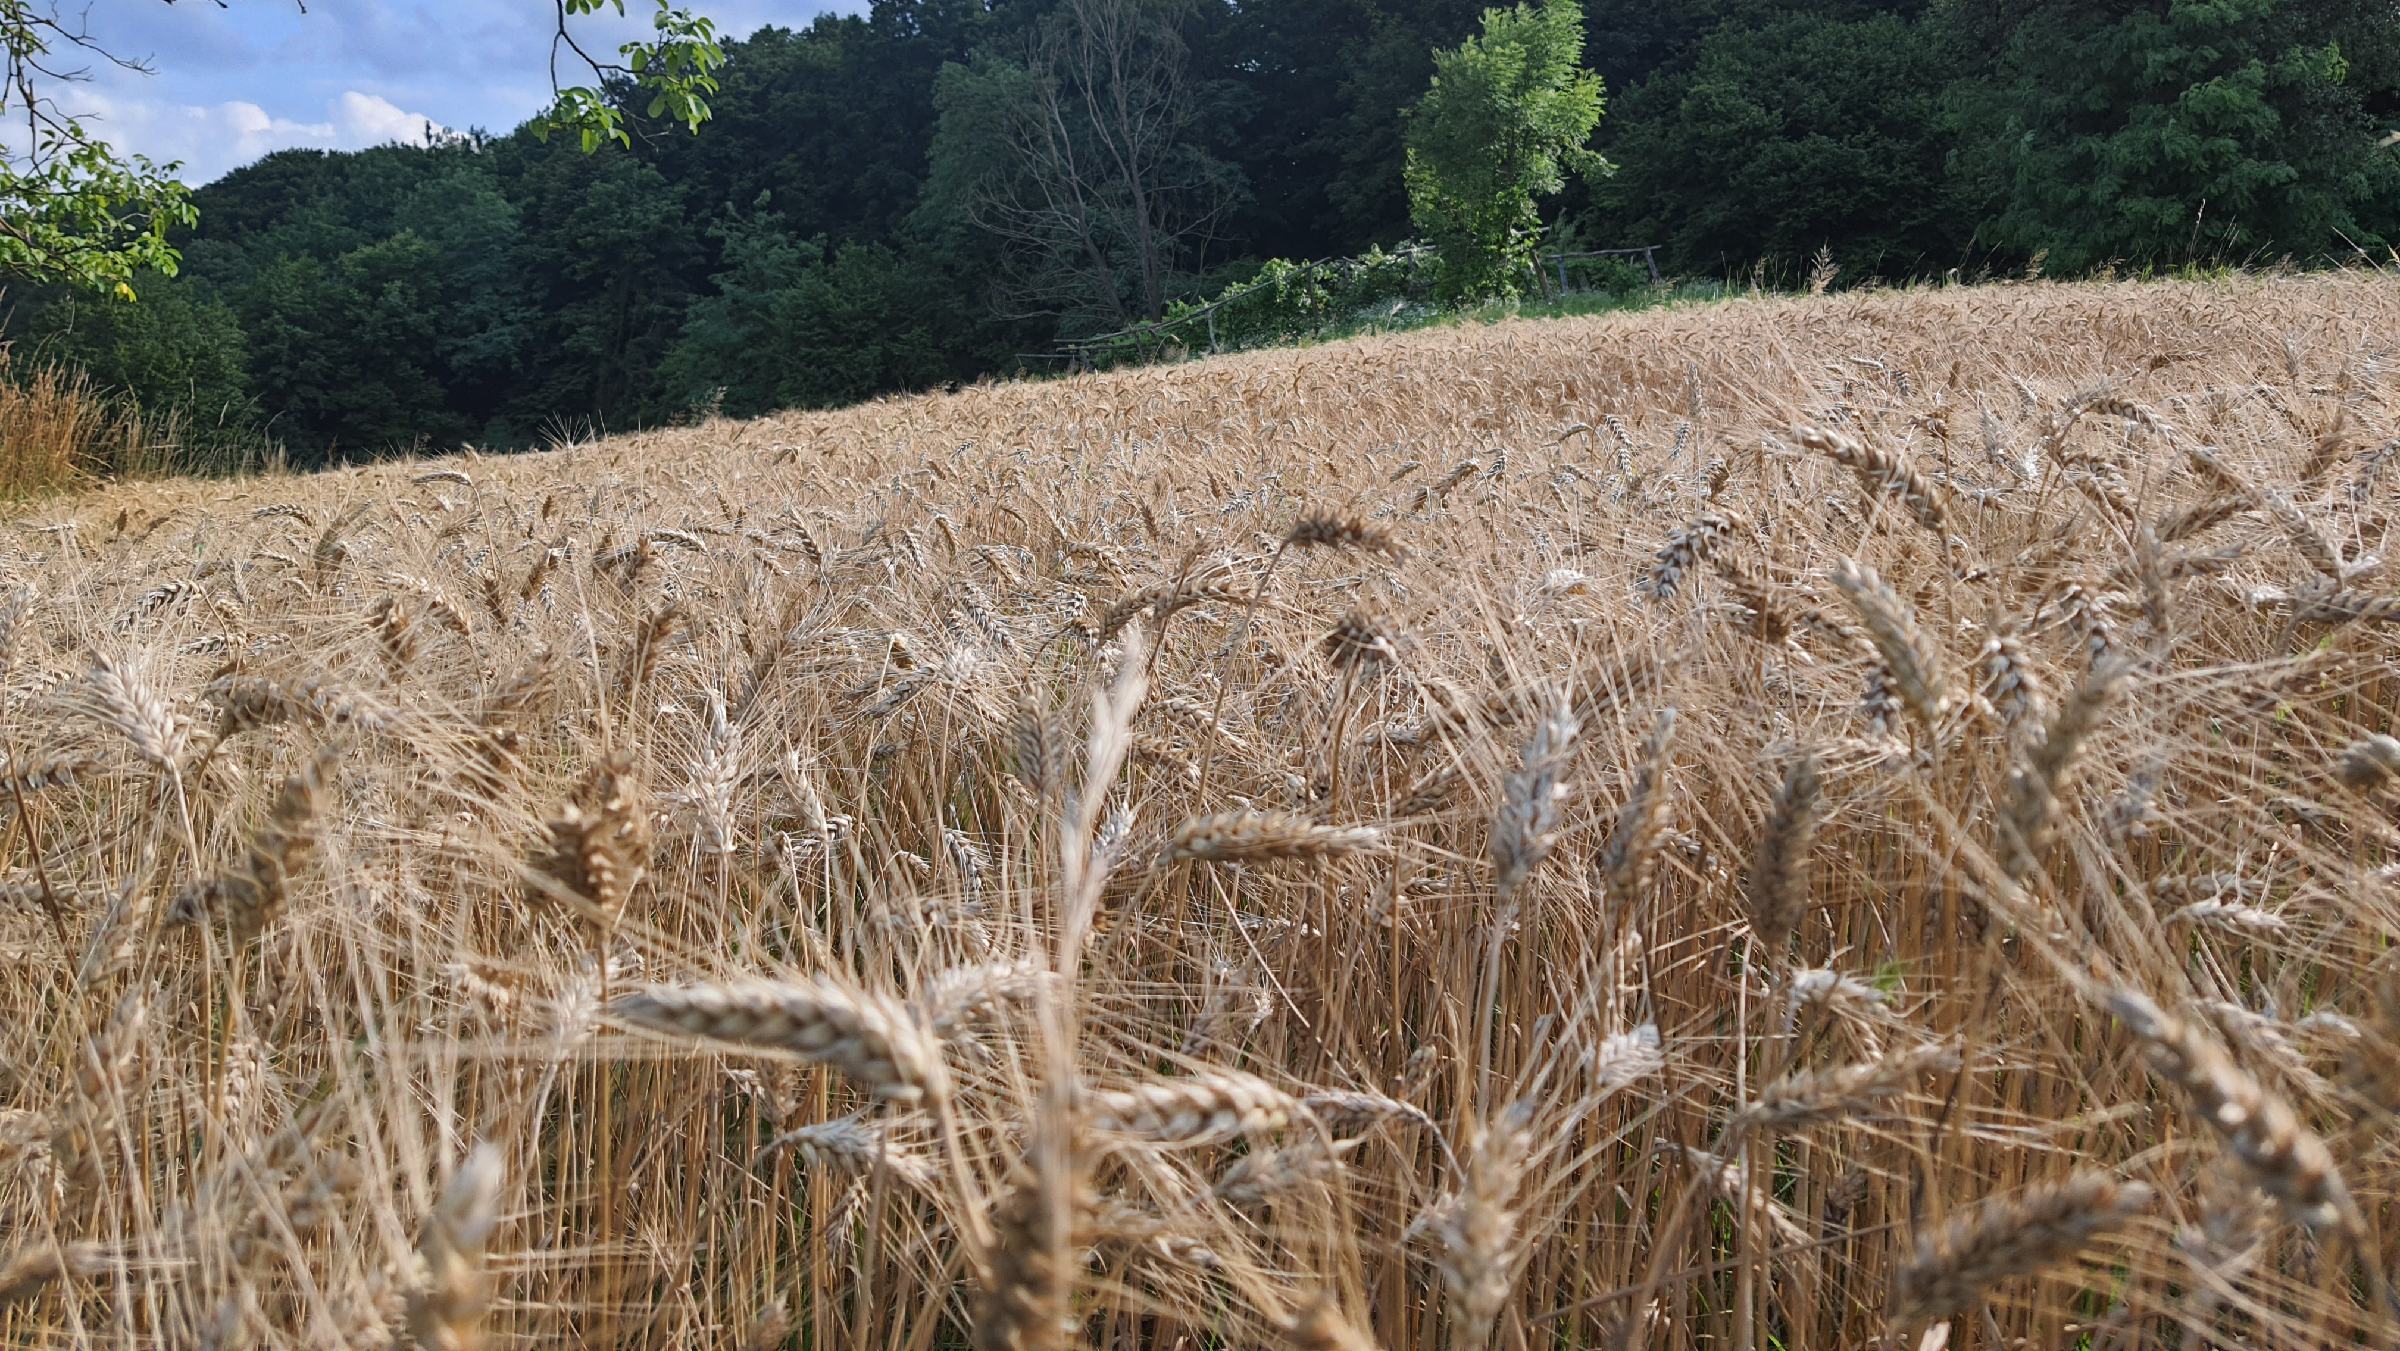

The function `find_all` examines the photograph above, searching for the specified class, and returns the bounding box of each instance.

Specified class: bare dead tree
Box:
[949,0,1238,330]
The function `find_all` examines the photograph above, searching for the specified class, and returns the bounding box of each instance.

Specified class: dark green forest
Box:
[9,0,2399,464]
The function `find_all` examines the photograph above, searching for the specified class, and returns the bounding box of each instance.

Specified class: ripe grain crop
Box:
[0,272,2397,1347]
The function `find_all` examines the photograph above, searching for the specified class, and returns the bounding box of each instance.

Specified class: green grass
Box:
[1443,279,1734,327]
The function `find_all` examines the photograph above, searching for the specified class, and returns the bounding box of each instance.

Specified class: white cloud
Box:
[6,85,450,186]
[335,91,447,148]
[200,100,338,155]
[8,91,331,184]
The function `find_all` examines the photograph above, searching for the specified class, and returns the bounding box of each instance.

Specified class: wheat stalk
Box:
[1598,709,1677,904]
[2107,990,2355,1233]
[610,977,947,1105]
[1433,1109,1533,1348]
[2001,659,2125,883]
[1830,559,1948,735]
[1744,752,1821,958]
[1086,1071,1296,1146]
[1799,426,1946,533]
[1734,1041,1962,1134]
[1890,1172,2150,1325]
[405,1143,503,1351]
[1168,811,1380,864]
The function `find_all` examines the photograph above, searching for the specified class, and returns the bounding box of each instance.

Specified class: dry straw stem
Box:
[1890,1172,2151,1326]
[610,977,946,1105]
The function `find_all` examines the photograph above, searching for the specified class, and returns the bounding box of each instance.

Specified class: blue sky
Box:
[37,2,843,185]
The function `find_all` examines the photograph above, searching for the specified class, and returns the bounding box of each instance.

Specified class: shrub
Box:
[1557,254,1650,296]
[1083,245,1442,365]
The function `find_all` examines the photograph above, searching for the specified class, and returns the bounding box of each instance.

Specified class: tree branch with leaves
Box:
[0,0,724,296]
[541,0,725,152]
[0,0,194,296]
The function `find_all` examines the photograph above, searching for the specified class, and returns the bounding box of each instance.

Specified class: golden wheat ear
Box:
[1889,1172,2151,1327]
[405,1144,504,1351]
[608,977,948,1106]
[1744,750,1821,959]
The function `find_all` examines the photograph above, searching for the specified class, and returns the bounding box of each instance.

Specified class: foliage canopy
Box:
[1403,0,1609,299]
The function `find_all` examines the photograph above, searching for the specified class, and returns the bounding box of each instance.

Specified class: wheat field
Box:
[3,273,2398,1348]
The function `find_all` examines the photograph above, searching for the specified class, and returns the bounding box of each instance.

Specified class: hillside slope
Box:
[6,274,2398,1348]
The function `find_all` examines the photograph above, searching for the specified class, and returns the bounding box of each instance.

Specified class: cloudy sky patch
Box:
[25,1,840,184]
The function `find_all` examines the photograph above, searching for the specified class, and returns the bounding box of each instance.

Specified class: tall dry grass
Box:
[0,272,2395,1348]
[0,349,257,497]
[0,354,114,497]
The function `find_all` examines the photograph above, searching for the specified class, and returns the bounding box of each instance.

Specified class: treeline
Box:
[7,0,2397,464]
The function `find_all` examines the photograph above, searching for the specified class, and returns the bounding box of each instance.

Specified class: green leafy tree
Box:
[540,0,728,151]
[236,236,459,460]
[1942,0,2400,270]
[643,9,992,246]
[498,140,702,430]
[0,5,194,297]
[1602,13,1963,276]
[14,272,249,417]
[1403,0,1610,299]
[391,165,539,437]
[661,200,958,416]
